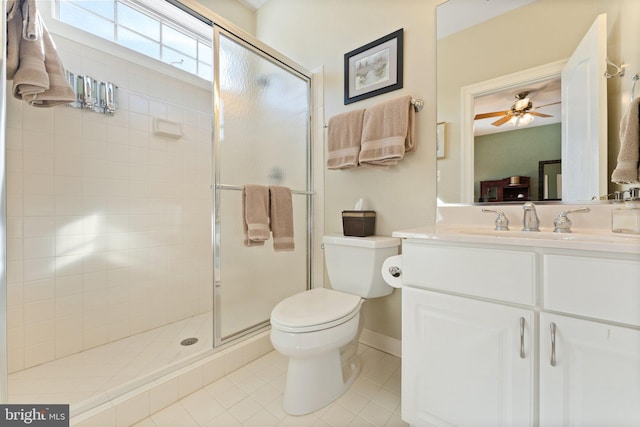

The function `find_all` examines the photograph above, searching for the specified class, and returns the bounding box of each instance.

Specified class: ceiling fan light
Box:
[518,113,534,126]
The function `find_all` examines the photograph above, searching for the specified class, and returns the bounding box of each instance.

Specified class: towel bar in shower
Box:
[215,184,314,195]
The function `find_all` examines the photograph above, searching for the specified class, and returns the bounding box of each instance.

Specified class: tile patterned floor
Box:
[133,345,407,427]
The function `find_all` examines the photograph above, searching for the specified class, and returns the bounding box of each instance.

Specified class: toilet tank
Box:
[323,235,400,298]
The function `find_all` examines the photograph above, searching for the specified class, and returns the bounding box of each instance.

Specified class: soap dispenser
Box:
[612,187,640,234]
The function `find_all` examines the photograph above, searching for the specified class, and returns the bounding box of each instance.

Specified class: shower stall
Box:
[0,0,313,416]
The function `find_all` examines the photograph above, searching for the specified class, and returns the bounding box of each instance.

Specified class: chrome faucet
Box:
[553,207,591,233]
[482,208,509,231]
[522,202,540,231]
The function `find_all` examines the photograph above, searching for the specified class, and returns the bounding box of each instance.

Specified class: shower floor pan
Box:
[8,311,213,410]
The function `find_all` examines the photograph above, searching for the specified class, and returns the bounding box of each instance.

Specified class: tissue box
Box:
[342,210,376,237]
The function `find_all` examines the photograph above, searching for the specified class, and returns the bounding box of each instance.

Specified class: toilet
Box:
[269,234,400,415]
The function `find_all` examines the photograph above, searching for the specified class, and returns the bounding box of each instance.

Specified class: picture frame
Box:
[436,122,446,159]
[344,29,403,105]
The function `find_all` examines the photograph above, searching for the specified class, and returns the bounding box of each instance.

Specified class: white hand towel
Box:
[611,97,640,184]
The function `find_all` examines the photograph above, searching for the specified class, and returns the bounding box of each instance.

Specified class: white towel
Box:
[358,95,415,168]
[611,97,640,184]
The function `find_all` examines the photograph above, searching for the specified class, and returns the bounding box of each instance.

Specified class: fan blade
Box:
[474,111,509,120]
[530,112,553,118]
[491,115,513,126]
[534,101,561,109]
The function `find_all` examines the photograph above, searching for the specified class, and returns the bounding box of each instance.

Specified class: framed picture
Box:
[436,122,446,159]
[344,29,403,105]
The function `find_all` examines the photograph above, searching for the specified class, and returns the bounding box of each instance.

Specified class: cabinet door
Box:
[402,287,535,427]
[540,313,640,427]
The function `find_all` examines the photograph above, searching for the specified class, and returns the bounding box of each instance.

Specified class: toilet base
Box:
[282,349,361,415]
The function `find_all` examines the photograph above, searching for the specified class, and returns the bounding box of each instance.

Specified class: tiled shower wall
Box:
[5,35,214,372]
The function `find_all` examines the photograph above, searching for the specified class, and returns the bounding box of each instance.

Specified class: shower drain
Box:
[180,337,199,346]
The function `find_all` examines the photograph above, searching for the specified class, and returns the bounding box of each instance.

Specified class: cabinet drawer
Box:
[403,241,536,305]
[544,254,640,326]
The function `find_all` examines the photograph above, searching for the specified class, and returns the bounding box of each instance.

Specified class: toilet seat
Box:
[271,288,362,333]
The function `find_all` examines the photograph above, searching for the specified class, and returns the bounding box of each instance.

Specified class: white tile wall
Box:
[6,34,214,372]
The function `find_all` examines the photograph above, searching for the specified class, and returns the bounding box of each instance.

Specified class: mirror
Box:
[539,160,562,200]
[436,0,631,204]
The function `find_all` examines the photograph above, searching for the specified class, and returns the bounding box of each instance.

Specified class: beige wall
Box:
[255,0,439,340]
[195,0,257,35]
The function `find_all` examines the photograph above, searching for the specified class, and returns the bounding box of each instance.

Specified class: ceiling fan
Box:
[474,92,560,127]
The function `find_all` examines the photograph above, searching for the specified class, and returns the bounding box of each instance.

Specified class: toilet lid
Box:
[270,288,362,332]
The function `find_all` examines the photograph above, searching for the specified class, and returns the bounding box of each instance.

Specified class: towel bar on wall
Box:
[322,97,424,128]
[215,184,314,195]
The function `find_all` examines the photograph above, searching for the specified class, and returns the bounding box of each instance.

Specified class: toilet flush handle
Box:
[388,266,401,278]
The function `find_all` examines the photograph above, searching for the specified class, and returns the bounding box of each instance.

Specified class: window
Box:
[53,0,213,80]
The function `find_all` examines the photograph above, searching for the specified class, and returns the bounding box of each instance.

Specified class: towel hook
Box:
[631,73,639,103]
[604,57,627,79]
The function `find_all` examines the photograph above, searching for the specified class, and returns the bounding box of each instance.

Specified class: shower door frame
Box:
[211,24,314,346]
[0,0,8,405]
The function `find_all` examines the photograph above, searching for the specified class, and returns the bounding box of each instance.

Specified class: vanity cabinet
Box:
[403,287,535,427]
[539,313,640,426]
[400,239,640,427]
[540,253,640,426]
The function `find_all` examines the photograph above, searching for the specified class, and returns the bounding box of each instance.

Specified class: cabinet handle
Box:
[519,317,525,359]
[550,322,557,367]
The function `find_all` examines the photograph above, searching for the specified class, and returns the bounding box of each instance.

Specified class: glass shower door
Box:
[213,27,311,343]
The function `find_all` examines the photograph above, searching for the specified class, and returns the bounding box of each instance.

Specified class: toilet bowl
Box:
[269,235,400,415]
[270,287,364,415]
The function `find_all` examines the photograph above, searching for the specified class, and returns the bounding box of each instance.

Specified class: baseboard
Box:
[359,328,401,358]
